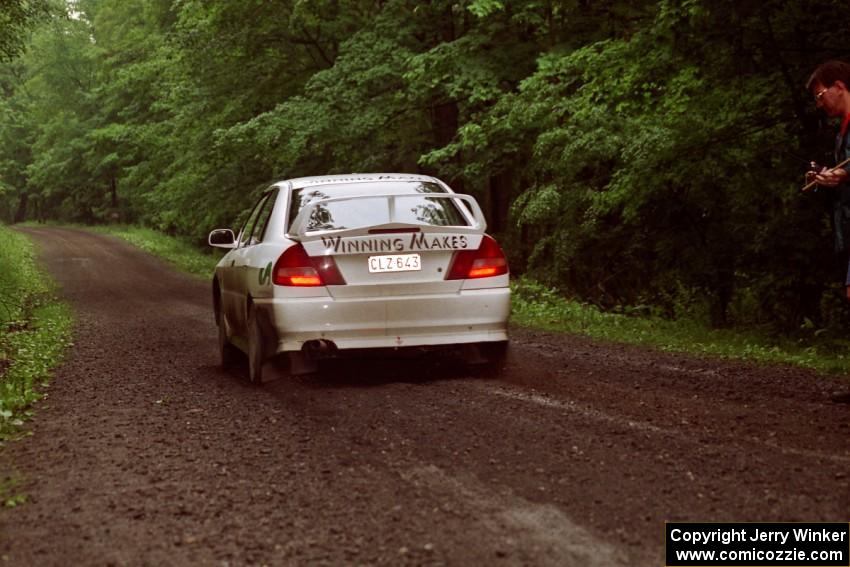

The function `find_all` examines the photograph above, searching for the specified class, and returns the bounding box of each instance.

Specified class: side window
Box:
[238,194,270,248]
[254,189,278,243]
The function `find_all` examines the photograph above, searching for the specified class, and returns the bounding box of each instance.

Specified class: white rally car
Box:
[208,173,510,383]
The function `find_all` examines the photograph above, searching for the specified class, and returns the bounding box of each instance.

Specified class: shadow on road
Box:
[206,352,474,390]
[308,356,471,388]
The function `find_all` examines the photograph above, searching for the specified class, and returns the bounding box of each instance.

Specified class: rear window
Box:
[288,181,469,231]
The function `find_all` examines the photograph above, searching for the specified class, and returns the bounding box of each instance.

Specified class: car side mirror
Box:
[208,229,236,249]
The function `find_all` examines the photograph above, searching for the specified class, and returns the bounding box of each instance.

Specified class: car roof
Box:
[280,173,443,190]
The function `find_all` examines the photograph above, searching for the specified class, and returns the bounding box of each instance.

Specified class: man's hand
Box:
[814,166,849,187]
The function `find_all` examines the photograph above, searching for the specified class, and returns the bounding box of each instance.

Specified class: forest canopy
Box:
[2,0,850,331]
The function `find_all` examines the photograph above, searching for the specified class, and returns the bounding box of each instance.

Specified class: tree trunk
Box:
[487,172,512,233]
[431,100,463,192]
[709,268,734,328]
[430,2,463,192]
[432,100,458,147]
[110,176,118,208]
[13,193,27,223]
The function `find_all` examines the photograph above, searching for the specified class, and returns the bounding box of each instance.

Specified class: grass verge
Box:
[512,278,850,376]
[87,225,220,278]
[0,225,73,441]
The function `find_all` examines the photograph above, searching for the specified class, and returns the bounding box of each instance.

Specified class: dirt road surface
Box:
[0,227,848,566]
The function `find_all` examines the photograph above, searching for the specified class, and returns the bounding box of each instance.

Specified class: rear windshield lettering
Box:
[320,234,469,254]
[408,233,468,251]
[321,236,405,254]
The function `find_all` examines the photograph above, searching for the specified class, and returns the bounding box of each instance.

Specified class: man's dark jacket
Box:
[831,125,850,252]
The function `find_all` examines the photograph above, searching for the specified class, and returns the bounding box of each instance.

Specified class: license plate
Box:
[368,254,421,273]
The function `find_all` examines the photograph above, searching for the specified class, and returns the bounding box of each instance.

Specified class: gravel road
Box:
[1,227,848,566]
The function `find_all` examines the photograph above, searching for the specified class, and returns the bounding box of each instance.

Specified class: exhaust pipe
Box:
[302,339,338,359]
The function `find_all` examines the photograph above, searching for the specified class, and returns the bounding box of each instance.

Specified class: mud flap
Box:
[254,304,279,358]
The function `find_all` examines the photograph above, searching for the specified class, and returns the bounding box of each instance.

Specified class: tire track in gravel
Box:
[1,227,848,567]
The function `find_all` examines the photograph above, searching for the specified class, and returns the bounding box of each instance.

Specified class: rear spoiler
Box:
[287,192,487,239]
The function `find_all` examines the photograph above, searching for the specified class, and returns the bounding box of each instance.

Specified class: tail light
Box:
[273,243,345,286]
[446,235,508,280]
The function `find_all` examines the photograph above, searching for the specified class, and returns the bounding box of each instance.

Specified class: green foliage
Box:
[0,224,72,439]
[467,0,505,19]
[465,0,850,330]
[1,0,850,337]
[0,0,50,61]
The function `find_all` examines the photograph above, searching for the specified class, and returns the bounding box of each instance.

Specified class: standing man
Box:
[806,60,850,404]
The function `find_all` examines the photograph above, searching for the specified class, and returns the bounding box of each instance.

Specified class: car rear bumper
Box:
[255,287,510,352]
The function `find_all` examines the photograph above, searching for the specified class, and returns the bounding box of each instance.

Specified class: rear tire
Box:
[217,304,240,369]
[247,306,266,385]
